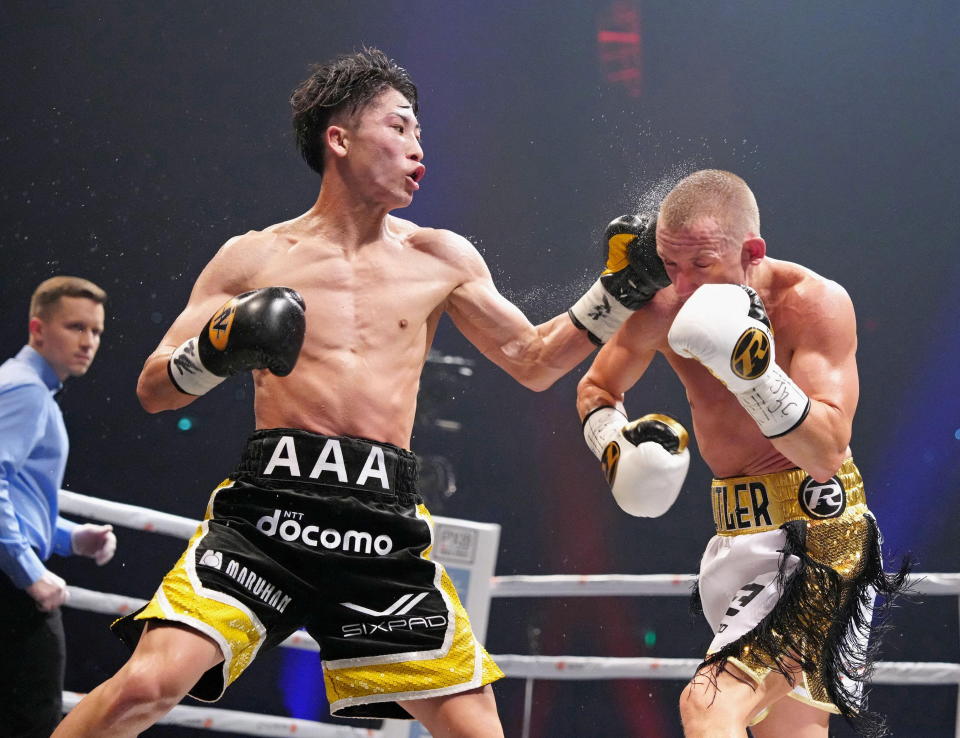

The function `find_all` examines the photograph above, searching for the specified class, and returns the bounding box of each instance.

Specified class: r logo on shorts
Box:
[797,475,847,519]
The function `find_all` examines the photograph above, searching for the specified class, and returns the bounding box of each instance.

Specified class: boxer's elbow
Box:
[136,366,179,414]
[807,462,842,484]
[499,337,559,391]
[806,447,848,483]
[514,367,556,392]
[797,404,851,481]
[517,352,566,391]
[136,381,166,414]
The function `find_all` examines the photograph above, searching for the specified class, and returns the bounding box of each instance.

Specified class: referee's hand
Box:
[27,569,70,612]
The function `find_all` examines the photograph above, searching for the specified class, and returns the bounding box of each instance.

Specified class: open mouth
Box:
[406,164,426,187]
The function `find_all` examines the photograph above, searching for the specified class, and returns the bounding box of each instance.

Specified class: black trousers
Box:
[0,573,65,738]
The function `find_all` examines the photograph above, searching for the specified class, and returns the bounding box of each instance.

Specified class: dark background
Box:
[2,1,958,736]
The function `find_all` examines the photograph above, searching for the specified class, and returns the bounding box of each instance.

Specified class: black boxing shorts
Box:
[112,428,503,719]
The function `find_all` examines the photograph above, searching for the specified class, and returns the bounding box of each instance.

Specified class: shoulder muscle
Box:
[408,227,489,282]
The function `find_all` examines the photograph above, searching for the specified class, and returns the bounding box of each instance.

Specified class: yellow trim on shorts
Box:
[712,458,865,535]
[131,479,266,697]
[323,504,503,712]
[785,684,842,714]
[721,657,841,718]
[747,706,770,727]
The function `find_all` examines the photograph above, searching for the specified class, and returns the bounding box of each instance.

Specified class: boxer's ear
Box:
[741,237,765,267]
[326,125,349,158]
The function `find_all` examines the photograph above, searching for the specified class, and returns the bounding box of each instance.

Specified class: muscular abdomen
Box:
[237,227,455,449]
[253,347,425,448]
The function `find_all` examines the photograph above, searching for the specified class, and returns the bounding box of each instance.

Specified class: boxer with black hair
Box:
[55,48,664,738]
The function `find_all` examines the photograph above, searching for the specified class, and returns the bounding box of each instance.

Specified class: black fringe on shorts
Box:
[693,515,911,738]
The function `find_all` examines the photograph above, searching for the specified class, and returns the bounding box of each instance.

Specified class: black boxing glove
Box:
[168,287,306,396]
[569,214,670,345]
[601,214,670,308]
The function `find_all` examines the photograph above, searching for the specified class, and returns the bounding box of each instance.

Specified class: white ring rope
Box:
[66,586,322,653]
[489,572,960,596]
[62,692,379,737]
[491,656,960,685]
[61,489,198,539]
[58,489,960,733]
[62,579,960,687]
[492,573,696,596]
[60,489,960,598]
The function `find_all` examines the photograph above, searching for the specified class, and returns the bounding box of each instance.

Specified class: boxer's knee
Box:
[96,636,211,724]
[108,620,222,719]
[679,668,752,736]
[102,655,192,722]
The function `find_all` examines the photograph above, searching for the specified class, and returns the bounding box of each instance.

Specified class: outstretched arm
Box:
[445,215,667,390]
[444,240,594,391]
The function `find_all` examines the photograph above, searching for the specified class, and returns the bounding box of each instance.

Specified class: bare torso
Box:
[201,216,468,448]
[254,217,469,446]
[626,258,854,478]
[142,197,593,451]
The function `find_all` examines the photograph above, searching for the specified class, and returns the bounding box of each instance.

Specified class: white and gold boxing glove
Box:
[583,407,690,517]
[667,283,810,438]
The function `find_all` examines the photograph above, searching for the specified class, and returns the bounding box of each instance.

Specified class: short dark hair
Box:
[290,47,418,176]
[30,276,107,319]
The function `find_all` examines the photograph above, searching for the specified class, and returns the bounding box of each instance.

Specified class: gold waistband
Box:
[711,458,865,536]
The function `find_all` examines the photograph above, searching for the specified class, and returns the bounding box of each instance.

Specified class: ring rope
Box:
[60,490,960,687]
[60,489,960,597]
[61,489,197,539]
[489,572,960,596]
[67,585,322,653]
[61,580,960,687]
[491,656,960,684]
[62,692,379,737]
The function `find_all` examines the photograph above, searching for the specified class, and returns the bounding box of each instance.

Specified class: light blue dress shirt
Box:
[0,345,77,589]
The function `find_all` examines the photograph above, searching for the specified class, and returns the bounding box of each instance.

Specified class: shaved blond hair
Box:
[659,169,760,243]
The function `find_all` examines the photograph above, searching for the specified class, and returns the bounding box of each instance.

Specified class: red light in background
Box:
[597,2,643,97]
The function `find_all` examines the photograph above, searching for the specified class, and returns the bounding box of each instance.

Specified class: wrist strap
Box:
[167,337,226,396]
[569,280,634,346]
[582,405,628,459]
[736,363,811,438]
